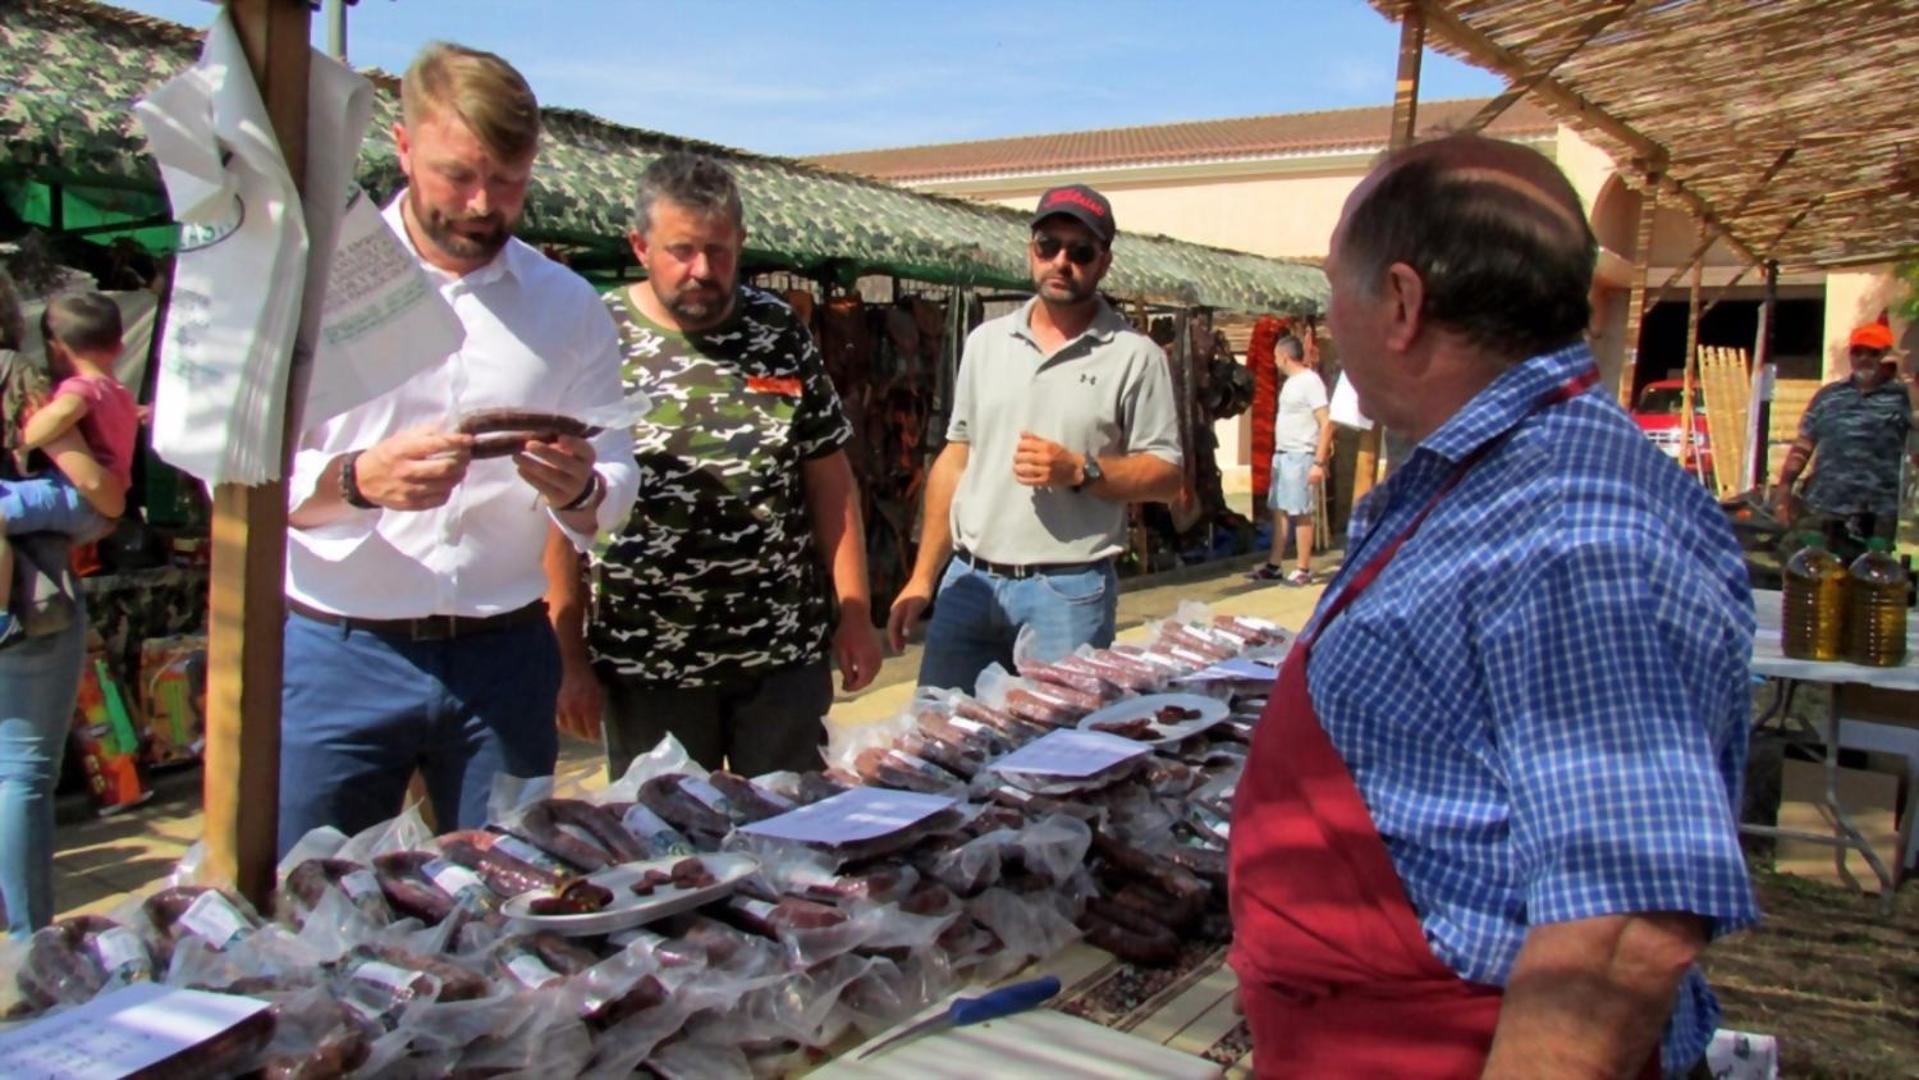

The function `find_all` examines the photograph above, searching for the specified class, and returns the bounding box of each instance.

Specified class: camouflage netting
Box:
[0,0,1327,316]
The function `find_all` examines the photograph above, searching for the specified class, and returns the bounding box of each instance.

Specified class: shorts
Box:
[0,476,112,542]
[1267,451,1317,516]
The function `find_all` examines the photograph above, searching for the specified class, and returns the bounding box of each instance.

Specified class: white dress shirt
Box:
[285,195,638,618]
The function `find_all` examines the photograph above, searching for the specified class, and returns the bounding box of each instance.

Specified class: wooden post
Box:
[1353,4,1424,500]
[202,0,309,906]
[1616,168,1660,407]
[1681,219,1704,484]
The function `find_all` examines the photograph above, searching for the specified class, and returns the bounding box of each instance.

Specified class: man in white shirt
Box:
[1250,334,1331,585]
[277,43,637,854]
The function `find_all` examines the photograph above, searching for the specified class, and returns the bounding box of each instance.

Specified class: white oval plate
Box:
[502,853,759,937]
[1076,693,1230,746]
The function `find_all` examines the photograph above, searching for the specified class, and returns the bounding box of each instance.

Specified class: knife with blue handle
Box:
[855,975,1062,1059]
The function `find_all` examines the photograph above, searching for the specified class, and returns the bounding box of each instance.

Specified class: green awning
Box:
[2,0,1328,316]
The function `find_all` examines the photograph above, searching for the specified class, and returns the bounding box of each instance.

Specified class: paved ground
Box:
[47,551,1339,923]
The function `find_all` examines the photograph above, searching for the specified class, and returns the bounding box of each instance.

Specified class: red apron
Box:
[1228,369,1622,1079]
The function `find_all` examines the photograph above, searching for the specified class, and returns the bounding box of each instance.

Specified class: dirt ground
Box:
[1703,866,1917,1079]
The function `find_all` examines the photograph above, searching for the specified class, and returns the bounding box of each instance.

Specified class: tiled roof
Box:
[808,98,1557,181]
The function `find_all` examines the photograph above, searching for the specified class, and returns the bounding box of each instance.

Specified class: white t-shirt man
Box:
[1274,369,1329,454]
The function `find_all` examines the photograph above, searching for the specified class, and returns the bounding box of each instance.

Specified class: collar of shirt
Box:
[1008,295,1128,356]
[380,192,524,290]
[1332,342,1598,617]
[1416,341,1596,467]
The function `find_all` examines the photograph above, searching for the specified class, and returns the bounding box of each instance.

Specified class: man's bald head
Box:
[1336,134,1597,363]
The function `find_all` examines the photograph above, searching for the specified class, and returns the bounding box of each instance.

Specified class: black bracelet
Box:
[338,450,375,509]
[557,470,602,512]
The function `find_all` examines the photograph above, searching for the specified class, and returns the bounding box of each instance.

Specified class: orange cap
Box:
[1849,323,1894,351]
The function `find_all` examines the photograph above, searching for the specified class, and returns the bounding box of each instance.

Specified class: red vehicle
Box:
[1631,379,1713,479]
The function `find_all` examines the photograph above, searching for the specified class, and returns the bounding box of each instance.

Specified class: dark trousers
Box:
[598,658,832,779]
[278,611,561,856]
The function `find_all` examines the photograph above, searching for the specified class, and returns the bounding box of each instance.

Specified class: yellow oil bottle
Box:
[1845,537,1908,667]
[1782,532,1847,661]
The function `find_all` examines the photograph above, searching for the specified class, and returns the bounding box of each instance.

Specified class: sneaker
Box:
[1247,563,1286,582]
[1284,569,1314,587]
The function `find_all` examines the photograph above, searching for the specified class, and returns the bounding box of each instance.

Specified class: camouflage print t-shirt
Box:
[1799,377,1913,519]
[589,285,854,686]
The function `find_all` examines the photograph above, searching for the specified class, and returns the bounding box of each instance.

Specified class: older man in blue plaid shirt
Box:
[1230,135,1757,1079]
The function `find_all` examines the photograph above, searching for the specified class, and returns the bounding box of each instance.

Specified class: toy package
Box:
[139,634,207,766]
[72,655,150,814]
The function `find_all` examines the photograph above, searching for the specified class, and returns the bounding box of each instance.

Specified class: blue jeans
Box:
[278,611,561,856]
[0,608,86,936]
[916,558,1118,692]
[0,475,111,542]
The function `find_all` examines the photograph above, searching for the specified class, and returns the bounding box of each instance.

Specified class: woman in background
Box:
[0,269,126,935]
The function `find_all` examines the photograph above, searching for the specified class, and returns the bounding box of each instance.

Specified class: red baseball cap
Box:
[1032,184,1116,245]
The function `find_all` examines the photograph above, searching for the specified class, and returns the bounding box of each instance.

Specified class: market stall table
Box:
[1746,588,1919,914]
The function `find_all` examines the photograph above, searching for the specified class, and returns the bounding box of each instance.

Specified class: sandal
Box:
[1247,563,1286,582]
[1283,569,1314,587]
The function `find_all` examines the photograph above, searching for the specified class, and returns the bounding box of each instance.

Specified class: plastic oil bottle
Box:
[1845,537,1908,667]
[1782,532,1847,661]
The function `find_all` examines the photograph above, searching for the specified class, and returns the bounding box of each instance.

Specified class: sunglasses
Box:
[1032,235,1103,266]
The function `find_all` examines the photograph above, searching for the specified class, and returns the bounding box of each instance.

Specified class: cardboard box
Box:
[1775,759,1902,892]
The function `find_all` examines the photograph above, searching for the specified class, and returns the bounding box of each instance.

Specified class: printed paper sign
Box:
[0,983,270,1079]
[1175,656,1281,684]
[987,729,1151,778]
[740,787,956,846]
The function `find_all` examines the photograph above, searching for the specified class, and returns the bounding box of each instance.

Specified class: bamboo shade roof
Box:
[1369,1,1919,271]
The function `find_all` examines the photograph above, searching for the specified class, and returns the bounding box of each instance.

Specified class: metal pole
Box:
[1681,219,1704,483]
[1750,261,1777,493]
[324,0,346,61]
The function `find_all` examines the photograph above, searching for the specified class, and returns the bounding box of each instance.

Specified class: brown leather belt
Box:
[955,548,1107,581]
[287,598,548,642]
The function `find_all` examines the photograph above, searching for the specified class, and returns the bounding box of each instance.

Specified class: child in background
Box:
[0,291,138,642]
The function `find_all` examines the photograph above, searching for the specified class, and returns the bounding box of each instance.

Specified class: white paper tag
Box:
[178,891,249,950]
[424,859,486,899]
[950,717,987,735]
[505,953,564,990]
[92,927,149,979]
[620,804,694,855]
[679,777,733,816]
[735,897,778,921]
[490,834,558,869]
[339,869,382,904]
[354,960,426,995]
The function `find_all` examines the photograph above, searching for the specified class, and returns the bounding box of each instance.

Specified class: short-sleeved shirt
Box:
[1306,343,1757,1071]
[55,374,139,489]
[1272,369,1328,453]
[589,285,854,687]
[946,297,1181,564]
[1797,377,1912,519]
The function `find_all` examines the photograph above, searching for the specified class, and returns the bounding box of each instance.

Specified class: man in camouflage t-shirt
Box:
[549,152,882,778]
[1774,321,1915,554]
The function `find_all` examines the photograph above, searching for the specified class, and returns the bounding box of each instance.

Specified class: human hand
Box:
[355,425,475,510]
[555,652,603,743]
[1014,432,1081,488]
[833,606,884,693]
[1770,488,1794,526]
[1307,463,1326,488]
[516,433,599,510]
[887,578,935,653]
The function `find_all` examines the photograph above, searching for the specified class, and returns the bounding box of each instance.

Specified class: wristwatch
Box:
[1074,454,1104,493]
[338,450,375,510]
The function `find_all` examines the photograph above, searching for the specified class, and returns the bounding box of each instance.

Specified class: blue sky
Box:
[109,1,1503,156]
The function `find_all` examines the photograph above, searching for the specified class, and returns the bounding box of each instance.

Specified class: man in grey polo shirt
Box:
[887,184,1183,691]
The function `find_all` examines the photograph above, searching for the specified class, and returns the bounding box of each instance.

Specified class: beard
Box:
[410,188,513,264]
[658,276,737,329]
[1035,270,1098,305]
